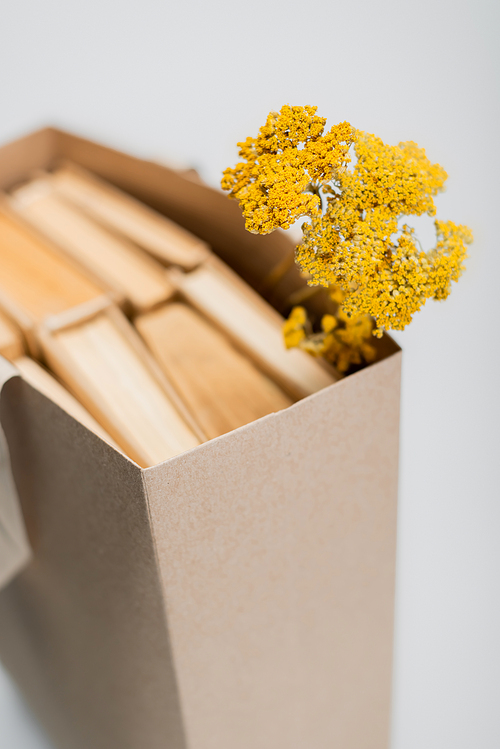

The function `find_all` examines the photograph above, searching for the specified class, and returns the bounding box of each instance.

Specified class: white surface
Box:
[0,0,499,747]
[0,668,52,749]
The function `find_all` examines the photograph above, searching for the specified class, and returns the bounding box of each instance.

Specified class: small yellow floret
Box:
[282,287,377,373]
[283,306,307,348]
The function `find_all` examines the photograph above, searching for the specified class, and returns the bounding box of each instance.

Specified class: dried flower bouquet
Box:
[222,105,473,373]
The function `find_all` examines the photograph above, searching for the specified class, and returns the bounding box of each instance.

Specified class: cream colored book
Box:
[0,207,109,356]
[48,162,210,270]
[136,303,293,440]
[0,309,24,361]
[38,301,202,467]
[9,179,174,314]
[169,257,339,400]
[13,356,120,451]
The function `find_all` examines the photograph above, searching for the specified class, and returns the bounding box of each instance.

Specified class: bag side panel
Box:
[0,376,186,749]
[0,359,31,589]
[145,351,402,749]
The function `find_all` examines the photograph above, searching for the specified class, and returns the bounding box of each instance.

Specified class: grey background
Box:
[0,0,499,747]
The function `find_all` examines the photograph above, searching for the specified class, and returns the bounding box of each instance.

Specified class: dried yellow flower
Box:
[283,306,307,348]
[283,286,377,374]
[296,131,473,335]
[223,105,473,361]
[221,105,355,234]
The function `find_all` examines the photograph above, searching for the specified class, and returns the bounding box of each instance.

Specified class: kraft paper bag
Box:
[0,351,400,749]
[0,128,401,749]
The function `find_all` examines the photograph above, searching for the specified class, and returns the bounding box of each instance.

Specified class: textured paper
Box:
[145,352,401,749]
[0,375,186,749]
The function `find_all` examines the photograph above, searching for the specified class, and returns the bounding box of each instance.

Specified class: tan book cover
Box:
[50,162,210,269]
[136,302,293,440]
[10,179,174,313]
[0,205,109,355]
[170,256,338,399]
[0,308,24,361]
[39,301,203,467]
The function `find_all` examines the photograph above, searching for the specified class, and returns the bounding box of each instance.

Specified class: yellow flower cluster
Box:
[296,132,473,334]
[221,105,355,234]
[223,105,473,349]
[283,286,376,373]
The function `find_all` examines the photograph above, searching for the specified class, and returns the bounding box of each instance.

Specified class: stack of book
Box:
[0,164,337,467]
